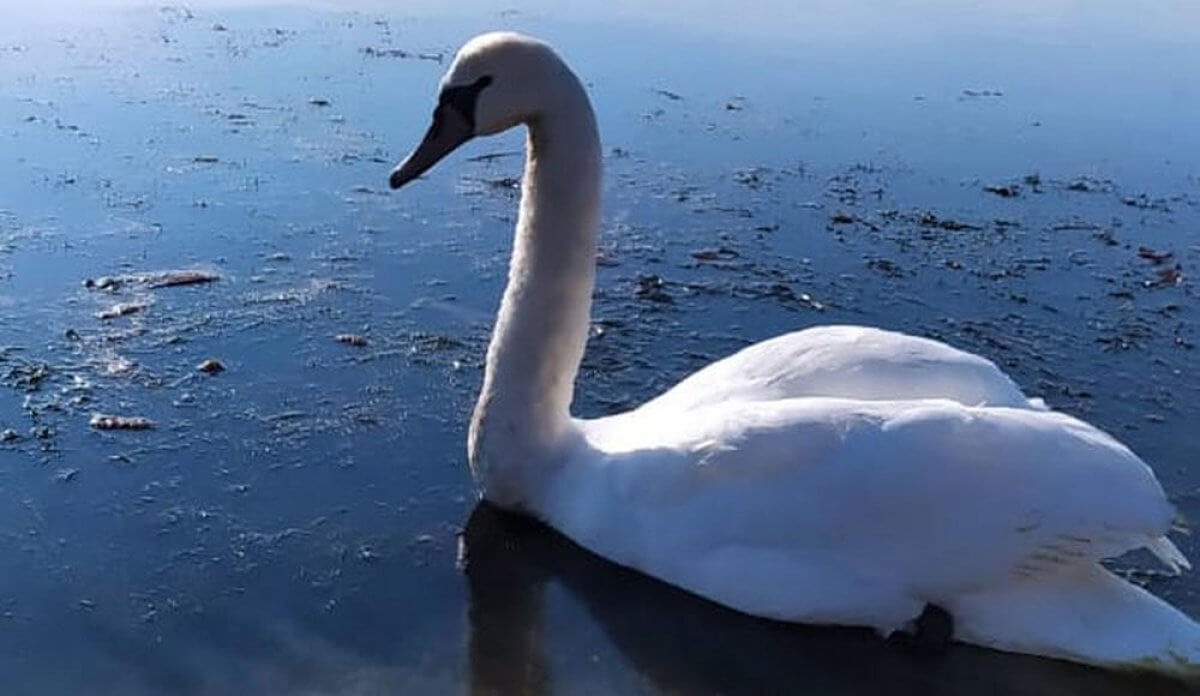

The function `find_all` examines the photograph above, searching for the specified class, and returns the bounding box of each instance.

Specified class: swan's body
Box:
[389,32,1200,675]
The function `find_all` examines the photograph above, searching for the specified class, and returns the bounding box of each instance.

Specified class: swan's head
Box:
[389,32,567,189]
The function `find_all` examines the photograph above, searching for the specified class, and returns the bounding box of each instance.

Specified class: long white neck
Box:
[468,71,601,510]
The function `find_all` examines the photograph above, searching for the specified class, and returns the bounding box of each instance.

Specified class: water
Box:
[1,1,1198,693]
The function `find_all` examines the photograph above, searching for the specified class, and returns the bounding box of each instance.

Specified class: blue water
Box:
[1,2,1198,693]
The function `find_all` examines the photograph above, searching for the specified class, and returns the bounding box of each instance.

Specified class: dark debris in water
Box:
[361,46,443,62]
[1137,246,1173,265]
[1144,265,1183,289]
[1051,218,1103,233]
[690,247,739,262]
[867,258,906,277]
[89,413,154,430]
[635,275,673,303]
[483,176,521,190]
[1122,194,1169,211]
[462,175,521,196]
[1064,176,1114,193]
[2,357,50,392]
[983,184,1020,198]
[732,167,773,190]
[85,269,219,292]
[915,211,980,231]
[734,282,825,311]
[96,301,147,320]
[1108,564,1183,590]
[466,150,521,163]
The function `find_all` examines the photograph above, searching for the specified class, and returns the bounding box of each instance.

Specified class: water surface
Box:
[1,1,1199,693]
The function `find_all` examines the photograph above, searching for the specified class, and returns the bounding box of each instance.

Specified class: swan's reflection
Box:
[464,505,552,695]
[462,501,1192,696]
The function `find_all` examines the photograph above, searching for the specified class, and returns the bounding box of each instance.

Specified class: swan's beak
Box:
[389,105,474,189]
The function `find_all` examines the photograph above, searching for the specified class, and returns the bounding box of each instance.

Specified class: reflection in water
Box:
[461,502,1193,696]
[465,506,552,695]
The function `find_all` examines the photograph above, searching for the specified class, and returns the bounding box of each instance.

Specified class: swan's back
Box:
[637,326,1039,416]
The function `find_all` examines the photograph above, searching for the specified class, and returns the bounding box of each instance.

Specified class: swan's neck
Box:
[469,74,601,509]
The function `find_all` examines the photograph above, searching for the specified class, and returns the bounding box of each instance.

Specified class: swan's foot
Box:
[887,603,955,656]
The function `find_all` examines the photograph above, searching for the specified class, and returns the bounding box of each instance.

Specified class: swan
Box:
[387,32,1200,675]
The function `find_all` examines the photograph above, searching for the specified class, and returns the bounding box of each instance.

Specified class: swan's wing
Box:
[565,399,1177,616]
[637,325,1040,413]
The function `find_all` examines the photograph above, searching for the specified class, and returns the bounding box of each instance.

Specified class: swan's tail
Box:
[950,563,1200,677]
[1148,536,1192,574]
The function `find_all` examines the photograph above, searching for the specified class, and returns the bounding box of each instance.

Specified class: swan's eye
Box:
[437,75,494,129]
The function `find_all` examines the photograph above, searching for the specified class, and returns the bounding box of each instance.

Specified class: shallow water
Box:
[1,1,1199,693]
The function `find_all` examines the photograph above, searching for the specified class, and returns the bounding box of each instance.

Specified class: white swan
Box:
[388,32,1200,675]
